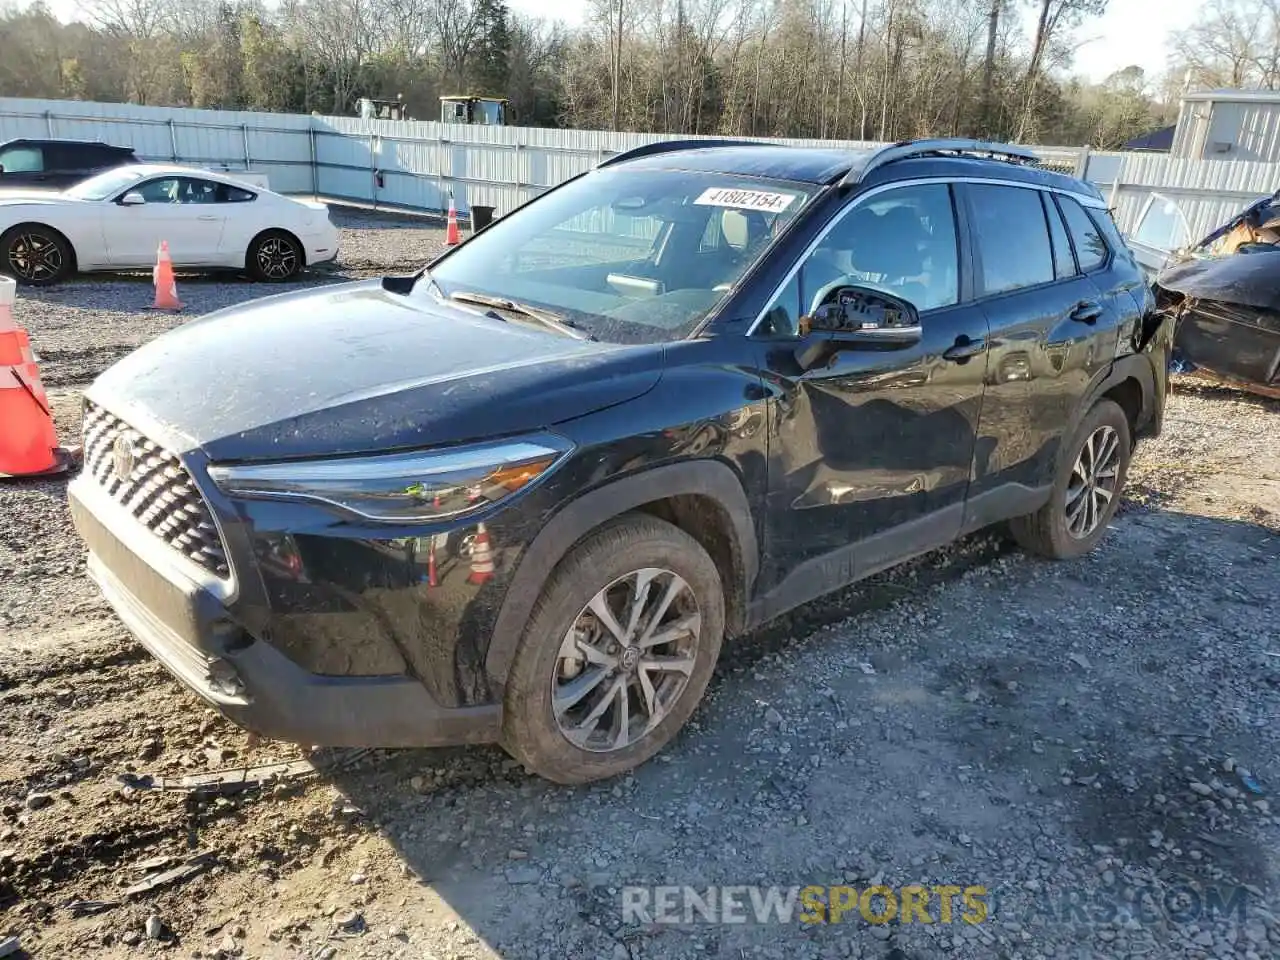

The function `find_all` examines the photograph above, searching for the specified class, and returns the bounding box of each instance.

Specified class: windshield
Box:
[1131,194,1191,255]
[424,167,816,344]
[1191,192,1280,258]
[66,167,146,201]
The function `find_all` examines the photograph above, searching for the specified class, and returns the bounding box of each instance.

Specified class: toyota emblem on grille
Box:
[112,433,137,479]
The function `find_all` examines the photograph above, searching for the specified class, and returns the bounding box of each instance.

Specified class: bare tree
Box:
[3,0,1150,145]
[87,0,165,37]
[278,0,375,112]
[1014,0,1108,142]
[1171,0,1279,90]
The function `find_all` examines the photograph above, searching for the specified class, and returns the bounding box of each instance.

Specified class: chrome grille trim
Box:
[82,402,230,578]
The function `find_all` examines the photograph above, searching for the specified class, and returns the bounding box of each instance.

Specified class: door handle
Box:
[196,215,218,221]
[943,336,985,361]
[1071,300,1103,324]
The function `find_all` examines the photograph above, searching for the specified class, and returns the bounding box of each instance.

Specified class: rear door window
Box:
[1059,196,1109,272]
[45,143,92,170]
[90,145,130,167]
[967,183,1055,296]
[0,146,43,173]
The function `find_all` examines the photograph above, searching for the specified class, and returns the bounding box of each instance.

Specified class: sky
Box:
[42,0,1202,86]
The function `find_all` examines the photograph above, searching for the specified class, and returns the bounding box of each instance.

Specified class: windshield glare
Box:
[66,168,146,201]
[425,168,815,344]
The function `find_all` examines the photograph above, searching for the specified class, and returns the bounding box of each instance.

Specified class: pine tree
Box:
[473,0,511,97]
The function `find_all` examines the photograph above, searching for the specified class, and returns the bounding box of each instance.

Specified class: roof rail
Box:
[839,138,1041,187]
[597,138,767,169]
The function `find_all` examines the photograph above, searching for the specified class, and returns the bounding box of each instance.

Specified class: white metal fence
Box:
[1,96,1276,245]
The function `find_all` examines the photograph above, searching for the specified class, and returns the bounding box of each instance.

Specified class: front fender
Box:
[484,459,758,691]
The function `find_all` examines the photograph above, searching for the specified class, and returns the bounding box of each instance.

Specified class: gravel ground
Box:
[1,210,1279,959]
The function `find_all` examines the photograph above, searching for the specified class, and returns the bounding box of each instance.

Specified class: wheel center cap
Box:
[620,646,641,671]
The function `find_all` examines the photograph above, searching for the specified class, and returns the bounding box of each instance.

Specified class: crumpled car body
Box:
[1138,190,1280,398]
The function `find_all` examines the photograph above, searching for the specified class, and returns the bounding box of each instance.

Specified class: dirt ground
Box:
[1,210,1279,960]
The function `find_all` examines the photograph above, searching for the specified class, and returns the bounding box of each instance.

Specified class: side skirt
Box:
[746,483,1051,630]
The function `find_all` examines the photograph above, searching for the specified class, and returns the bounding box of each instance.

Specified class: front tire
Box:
[247,230,303,282]
[1,226,73,286]
[1009,398,1131,560]
[501,514,725,784]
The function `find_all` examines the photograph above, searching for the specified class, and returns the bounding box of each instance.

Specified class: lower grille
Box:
[82,402,230,578]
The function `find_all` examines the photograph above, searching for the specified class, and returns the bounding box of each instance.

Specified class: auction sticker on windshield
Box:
[694,187,798,213]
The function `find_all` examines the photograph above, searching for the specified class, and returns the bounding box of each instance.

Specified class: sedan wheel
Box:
[2,228,72,286]
[248,231,302,282]
[502,514,725,784]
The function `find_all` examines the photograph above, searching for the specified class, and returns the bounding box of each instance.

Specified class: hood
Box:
[1156,252,1280,313]
[89,278,665,461]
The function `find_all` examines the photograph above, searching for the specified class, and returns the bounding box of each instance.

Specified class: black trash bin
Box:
[471,205,496,233]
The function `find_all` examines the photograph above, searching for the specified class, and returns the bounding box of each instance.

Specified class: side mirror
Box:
[794,286,922,370]
[120,191,145,206]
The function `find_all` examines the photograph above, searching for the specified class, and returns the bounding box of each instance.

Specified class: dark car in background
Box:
[69,137,1171,784]
[0,138,137,190]
[1133,189,1280,399]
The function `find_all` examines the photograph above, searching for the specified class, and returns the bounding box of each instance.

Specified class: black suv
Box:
[0,138,136,190]
[69,138,1172,784]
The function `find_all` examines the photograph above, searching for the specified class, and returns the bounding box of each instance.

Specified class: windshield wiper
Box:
[448,291,595,341]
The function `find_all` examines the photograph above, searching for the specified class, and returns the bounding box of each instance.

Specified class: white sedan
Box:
[0,164,340,286]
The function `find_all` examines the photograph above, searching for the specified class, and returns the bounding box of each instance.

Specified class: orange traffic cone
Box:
[466,523,495,584]
[149,240,184,311]
[445,197,461,246]
[0,276,73,478]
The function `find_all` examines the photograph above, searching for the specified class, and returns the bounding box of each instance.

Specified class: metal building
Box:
[1171,89,1280,162]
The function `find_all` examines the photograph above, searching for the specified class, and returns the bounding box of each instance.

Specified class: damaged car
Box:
[69,137,1171,784]
[1131,189,1280,399]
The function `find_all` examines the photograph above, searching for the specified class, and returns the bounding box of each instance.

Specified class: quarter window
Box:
[968,183,1055,295]
[1059,196,1109,272]
[757,273,802,337]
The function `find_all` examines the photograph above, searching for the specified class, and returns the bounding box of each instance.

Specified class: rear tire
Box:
[501,514,725,784]
[1,225,73,286]
[1009,398,1131,560]
[247,230,303,282]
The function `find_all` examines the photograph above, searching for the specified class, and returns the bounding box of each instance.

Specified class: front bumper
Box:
[306,225,341,266]
[68,477,500,748]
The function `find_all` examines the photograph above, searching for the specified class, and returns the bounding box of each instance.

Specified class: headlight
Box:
[207,434,572,522]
